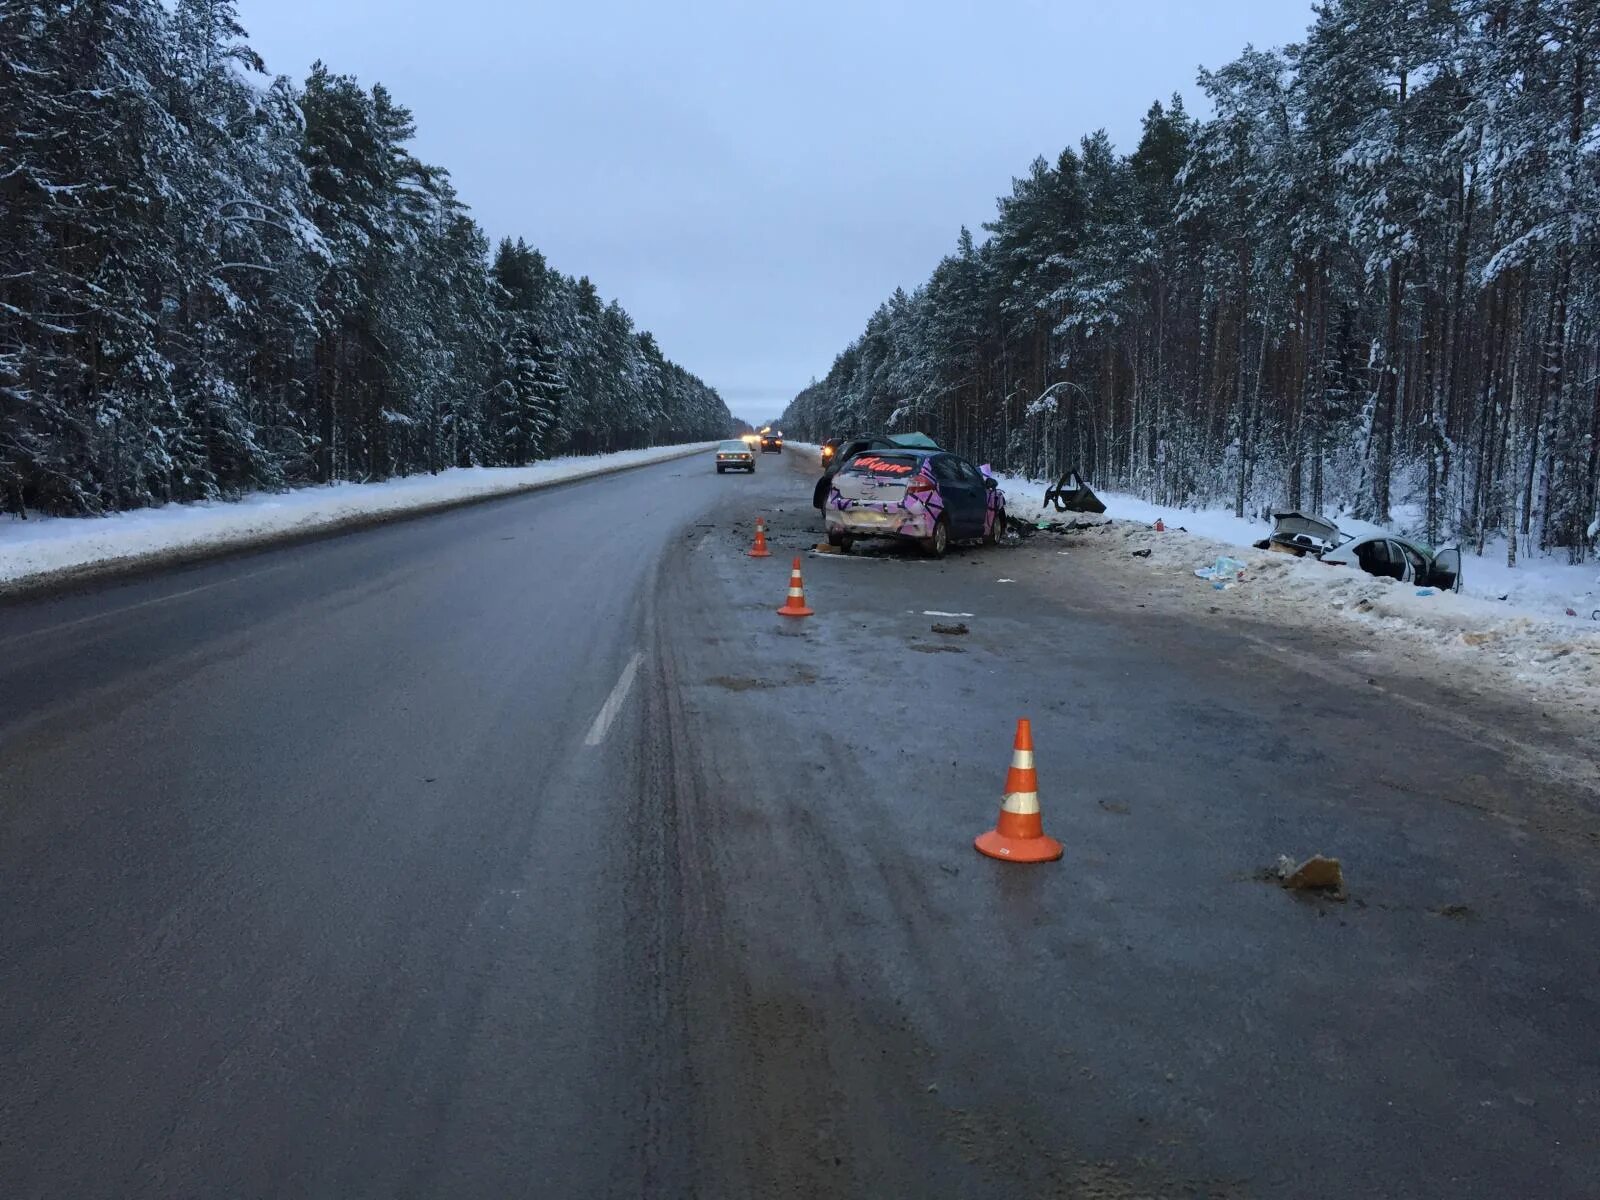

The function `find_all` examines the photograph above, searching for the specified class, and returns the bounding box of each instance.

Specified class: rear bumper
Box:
[824,506,935,541]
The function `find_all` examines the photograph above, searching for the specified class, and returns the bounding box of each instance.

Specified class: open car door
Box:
[1042,470,1107,514]
[1428,546,1463,593]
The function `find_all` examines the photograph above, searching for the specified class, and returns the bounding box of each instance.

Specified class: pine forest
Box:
[780,0,1600,561]
[0,0,733,517]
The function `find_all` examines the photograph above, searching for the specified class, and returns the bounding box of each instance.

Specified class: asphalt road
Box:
[3,449,1597,1198]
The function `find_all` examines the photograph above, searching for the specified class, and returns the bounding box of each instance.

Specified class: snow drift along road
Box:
[0,443,713,595]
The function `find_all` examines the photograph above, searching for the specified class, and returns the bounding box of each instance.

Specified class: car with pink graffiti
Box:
[824,448,1006,557]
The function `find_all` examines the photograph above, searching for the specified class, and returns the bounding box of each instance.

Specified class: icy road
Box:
[2,451,1597,1198]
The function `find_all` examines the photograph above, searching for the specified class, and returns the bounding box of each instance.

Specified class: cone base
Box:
[748,549,771,558]
[974,829,1062,863]
[777,605,814,617]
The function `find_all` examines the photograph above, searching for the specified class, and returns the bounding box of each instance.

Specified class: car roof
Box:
[844,446,935,460]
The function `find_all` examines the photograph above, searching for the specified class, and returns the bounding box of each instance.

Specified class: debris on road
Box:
[1274,853,1346,898]
[931,622,969,636]
[923,610,974,618]
[1194,555,1248,583]
[1131,548,1152,558]
[812,541,842,554]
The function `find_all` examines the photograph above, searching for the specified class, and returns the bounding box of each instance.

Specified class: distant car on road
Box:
[714,439,755,474]
[824,448,1005,557]
[760,431,784,453]
[812,432,941,508]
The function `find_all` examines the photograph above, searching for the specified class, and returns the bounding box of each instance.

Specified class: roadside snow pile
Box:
[1002,474,1599,618]
[1000,473,1600,713]
[0,442,712,589]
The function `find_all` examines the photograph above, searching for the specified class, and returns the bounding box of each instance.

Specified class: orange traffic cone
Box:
[777,556,814,617]
[749,516,771,558]
[974,718,1062,863]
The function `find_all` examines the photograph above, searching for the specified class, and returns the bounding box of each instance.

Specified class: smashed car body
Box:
[1258,512,1463,592]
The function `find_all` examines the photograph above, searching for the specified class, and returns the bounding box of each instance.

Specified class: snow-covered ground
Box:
[0,443,713,591]
[999,474,1600,717]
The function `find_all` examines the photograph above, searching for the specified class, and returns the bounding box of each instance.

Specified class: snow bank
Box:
[998,474,1600,715]
[0,443,713,592]
[1001,475,1600,619]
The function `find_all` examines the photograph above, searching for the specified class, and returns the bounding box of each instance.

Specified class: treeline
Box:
[0,0,731,517]
[782,0,1600,560]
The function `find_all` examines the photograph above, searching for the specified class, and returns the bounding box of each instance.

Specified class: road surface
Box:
[3,450,1597,1198]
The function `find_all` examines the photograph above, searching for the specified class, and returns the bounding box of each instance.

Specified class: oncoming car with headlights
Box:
[713,439,755,473]
[824,449,1005,557]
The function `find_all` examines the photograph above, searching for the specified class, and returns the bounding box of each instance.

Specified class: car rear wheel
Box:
[827,528,852,552]
[921,515,949,558]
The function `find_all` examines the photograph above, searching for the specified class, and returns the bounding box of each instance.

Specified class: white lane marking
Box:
[0,561,293,649]
[923,610,974,618]
[585,651,644,747]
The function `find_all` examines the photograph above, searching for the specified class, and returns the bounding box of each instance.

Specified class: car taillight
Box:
[907,477,936,496]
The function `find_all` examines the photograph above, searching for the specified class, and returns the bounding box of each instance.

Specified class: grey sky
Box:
[242,0,1315,426]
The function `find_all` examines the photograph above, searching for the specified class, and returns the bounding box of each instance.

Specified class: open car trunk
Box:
[1268,511,1343,556]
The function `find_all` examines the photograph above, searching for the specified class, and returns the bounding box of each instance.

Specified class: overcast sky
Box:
[242,0,1315,426]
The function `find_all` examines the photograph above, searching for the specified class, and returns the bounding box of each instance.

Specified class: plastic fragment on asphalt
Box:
[924,610,974,617]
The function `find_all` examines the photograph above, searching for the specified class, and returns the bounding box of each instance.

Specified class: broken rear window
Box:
[843,454,920,476]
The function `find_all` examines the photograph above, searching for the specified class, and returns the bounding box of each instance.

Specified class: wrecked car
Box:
[1258,512,1463,592]
[1321,533,1462,592]
[813,432,941,509]
[825,448,1005,558]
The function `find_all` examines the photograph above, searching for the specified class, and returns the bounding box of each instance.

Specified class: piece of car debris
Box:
[931,622,969,636]
[1275,854,1345,898]
[1131,548,1152,558]
[813,542,842,554]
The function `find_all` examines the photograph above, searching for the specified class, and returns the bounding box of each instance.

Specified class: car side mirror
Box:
[984,476,997,490]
